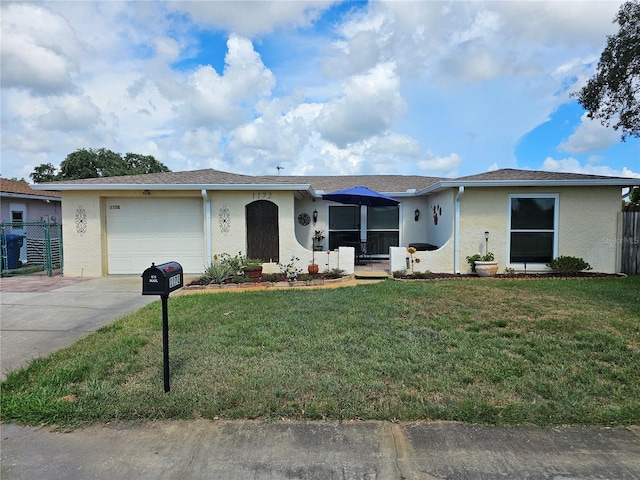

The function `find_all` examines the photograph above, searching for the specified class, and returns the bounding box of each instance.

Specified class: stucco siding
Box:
[62,192,103,277]
[557,187,622,273]
[458,186,623,274]
[210,190,313,271]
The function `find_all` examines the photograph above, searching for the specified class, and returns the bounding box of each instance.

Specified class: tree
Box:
[631,187,640,205]
[29,163,58,183]
[30,148,171,182]
[574,0,640,140]
[123,153,171,175]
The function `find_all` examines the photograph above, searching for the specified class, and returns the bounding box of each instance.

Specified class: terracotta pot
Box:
[475,261,498,277]
[308,264,319,274]
[243,266,263,279]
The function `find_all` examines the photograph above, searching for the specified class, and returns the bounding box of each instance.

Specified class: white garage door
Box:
[106,198,204,274]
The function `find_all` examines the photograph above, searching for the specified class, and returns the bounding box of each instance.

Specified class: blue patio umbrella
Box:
[321,186,400,207]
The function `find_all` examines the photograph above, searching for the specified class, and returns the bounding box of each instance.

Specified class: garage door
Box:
[106,198,204,274]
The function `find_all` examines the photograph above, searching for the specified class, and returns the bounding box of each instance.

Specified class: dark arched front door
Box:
[246,200,279,262]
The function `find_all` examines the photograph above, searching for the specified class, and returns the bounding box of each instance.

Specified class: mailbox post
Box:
[142,261,183,393]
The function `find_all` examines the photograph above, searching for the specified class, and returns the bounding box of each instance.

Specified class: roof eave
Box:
[32,183,316,195]
[417,179,640,195]
[1,192,62,202]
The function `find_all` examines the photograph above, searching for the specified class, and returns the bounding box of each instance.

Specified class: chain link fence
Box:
[1,222,63,277]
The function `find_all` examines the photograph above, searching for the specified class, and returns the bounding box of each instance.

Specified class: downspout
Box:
[202,189,212,262]
[454,186,465,274]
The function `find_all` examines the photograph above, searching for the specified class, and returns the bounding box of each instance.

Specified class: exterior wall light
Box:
[143,190,151,195]
[313,209,318,223]
[414,209,420,221]
[484,231,489,254]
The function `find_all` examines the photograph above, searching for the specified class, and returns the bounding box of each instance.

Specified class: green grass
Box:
[2,277,639,428]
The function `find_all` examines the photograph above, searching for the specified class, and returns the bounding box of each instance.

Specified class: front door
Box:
[246,200,279,262]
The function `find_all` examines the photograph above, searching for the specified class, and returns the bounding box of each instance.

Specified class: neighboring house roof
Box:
[0,178,62,201]
[30,168,640,196]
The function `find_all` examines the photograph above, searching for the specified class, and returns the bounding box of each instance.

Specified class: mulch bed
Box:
[187,271,624,287]
[397,272,625,280]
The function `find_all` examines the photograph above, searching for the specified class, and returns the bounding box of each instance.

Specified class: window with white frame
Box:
[508,194,558,264]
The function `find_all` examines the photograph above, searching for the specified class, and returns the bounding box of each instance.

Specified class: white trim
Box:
[32,183,315,193]
[507,193,559,269]
[1,192,61,202]
[201,189,212,262]
[418,178,640,195]
[454,186,464,274]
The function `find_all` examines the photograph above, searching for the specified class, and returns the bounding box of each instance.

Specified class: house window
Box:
[328,205,399,255]
[508,194,558,264]
[11,210,24,226]
[328,206,360,250]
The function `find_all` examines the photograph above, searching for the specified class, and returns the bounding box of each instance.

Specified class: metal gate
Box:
[0,222,63,277]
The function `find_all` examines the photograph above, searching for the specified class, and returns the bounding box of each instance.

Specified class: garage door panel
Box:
[107,198,204,274]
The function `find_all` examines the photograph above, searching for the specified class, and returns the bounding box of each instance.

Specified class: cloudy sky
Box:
[1,0,639,182]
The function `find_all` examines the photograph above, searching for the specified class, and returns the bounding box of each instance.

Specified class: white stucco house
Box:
[33,168,640,277]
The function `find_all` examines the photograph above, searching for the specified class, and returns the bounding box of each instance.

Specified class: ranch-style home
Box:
[33,168,640,277]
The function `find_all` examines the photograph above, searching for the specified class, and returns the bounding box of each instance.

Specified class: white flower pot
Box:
[475,261,498,277]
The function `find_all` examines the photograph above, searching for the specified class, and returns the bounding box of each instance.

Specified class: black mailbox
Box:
[142,261,183,296]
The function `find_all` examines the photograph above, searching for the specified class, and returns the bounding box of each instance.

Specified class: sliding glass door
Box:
[328,205,399,256]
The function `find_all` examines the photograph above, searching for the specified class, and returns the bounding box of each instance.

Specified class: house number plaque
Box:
[252,192,272,199]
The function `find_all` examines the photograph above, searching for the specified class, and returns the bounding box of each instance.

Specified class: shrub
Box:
[323,268,345,279]
[277,255,302,281]
[547,256,593,275]
[203,259,233,284]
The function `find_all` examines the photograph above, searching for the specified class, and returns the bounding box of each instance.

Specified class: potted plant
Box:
[242,258,263,279]
[312,230,325,251]
[309,230,325,274]
[467,252,498,277]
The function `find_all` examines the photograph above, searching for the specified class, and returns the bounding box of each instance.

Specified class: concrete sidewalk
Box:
[1,275,639,479]
[2,420,638,479]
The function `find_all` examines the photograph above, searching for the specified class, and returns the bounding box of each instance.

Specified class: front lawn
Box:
[2,277,639,427]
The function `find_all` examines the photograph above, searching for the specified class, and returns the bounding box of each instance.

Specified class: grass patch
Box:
[2,277,639,427]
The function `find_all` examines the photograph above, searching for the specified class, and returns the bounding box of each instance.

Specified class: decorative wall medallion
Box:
[297,212,311,226]
[219,205,231,234]
[432,204,442,225]
[75,205,87,236]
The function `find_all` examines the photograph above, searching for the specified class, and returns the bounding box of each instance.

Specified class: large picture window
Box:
[508,195,558,264]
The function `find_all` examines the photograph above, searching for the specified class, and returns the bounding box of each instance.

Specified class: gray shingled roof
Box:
[35,168,442,193]
[454,168,629,182]
[32,168,639,193]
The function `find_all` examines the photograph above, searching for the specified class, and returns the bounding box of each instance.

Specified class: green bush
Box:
[547,256,592,275]
[203,259,233,284]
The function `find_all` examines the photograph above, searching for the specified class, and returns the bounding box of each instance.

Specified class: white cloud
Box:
[418,152,462,177]
[558,113,620,154]
[177,35,275,128]
[0,3,83,94]
[168,1,332,36]
[542,157,640,178]
[35,95,103,131]
[316,63,407,147]
[1,0,636,184]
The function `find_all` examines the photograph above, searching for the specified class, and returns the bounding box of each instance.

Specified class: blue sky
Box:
[1,1,638,181]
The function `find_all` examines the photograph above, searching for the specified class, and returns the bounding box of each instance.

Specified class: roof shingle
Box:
[0,178,61,198]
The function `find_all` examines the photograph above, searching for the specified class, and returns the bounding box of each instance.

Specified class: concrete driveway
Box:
[0,275,157,380]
